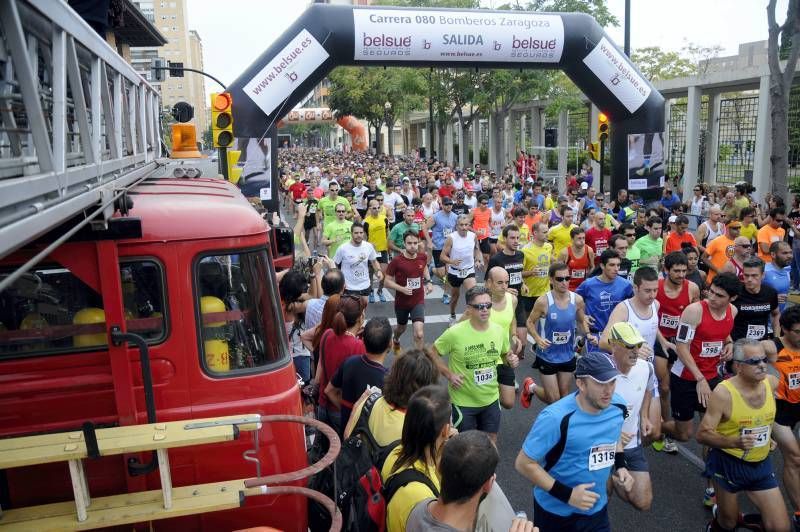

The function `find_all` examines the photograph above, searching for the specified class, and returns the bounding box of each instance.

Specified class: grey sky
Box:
[187,0,789,100]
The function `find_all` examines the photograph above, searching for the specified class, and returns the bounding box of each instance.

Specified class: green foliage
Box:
[717,143,734,163]
[632,47,696,81]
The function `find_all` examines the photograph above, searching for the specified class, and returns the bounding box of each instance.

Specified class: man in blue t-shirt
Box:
[576,249,634,336]
[326,317,392,435]
[515,351,632,532]
[764,240,792,311]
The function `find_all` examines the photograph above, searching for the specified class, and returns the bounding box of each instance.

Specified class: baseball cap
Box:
[727,220,742,229]
[575,351,621,383]
[610,322,646,348]
[580,181,589,190]
[668,215,677,223]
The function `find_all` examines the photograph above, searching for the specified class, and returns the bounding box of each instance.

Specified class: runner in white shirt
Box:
[383,185,405,225]
[333,222,383,307]
[441,215,484,325]
[605,322,658,512]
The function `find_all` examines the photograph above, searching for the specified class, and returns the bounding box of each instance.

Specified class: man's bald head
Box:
[487,266,508,283]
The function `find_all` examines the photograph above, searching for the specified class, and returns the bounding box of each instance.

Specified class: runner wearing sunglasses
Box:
[522,262,590,406]
[432,286,516,443]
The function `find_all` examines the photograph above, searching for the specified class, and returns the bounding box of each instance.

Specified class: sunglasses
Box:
[553,276,570,283]
[617,340,644,349]
[468,302,492,310]
[737,357,767,366]
[335,210,346,213]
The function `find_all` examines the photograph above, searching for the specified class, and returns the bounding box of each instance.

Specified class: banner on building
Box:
[627,132,665,191]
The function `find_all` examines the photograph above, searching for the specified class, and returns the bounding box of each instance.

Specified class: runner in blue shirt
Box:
[425,197,458,305]
[576,249,634,336]
[764,240,792,311]
[515,351,633,532]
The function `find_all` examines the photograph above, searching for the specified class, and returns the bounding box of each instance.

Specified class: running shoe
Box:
[378,291,387,303]
[392,339,401,353]
[663,437,678,454]
[442,292,451,305]
[651,438,665,452]
[520,377,536,409]
[703,487,716,508]
[368,291,376,304]
[449,315,457,327]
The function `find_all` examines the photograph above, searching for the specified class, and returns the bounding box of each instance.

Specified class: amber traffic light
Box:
[597,112,610,142]
[211,92,234,148]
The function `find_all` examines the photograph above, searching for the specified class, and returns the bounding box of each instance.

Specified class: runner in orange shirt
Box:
[702,221,741,283]
[757,207,786,263]
[470,194,493,267]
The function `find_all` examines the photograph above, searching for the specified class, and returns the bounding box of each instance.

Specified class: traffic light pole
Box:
[151,65,227,90]
[218,147,228,179]
[599,137,605,193]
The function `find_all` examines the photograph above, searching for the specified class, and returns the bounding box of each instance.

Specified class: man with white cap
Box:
[515,351,633,532]
[604,322,658,512]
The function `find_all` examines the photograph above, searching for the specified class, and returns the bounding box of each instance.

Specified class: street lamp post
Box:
[384,101,393,156]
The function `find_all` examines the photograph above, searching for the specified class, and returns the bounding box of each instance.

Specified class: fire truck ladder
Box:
[0,0,163,283]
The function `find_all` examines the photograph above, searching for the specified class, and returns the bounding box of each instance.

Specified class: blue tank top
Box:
[538,291,577,363]
[431,211,458,250]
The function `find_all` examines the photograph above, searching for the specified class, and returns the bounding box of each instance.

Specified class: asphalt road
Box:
[366,286,781,532]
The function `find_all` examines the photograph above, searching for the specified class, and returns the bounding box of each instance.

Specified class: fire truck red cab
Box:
[0,176,306,531]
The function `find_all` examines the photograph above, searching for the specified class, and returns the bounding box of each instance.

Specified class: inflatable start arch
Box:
[278,108,368,151]
[228,4,664,212]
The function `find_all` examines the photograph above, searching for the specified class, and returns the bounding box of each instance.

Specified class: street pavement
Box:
[367,286,781,531]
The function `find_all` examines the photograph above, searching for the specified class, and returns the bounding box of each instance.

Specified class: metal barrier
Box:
[0,0,162,261]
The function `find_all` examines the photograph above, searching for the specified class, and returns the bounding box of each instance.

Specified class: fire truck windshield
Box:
[196,248,288,375]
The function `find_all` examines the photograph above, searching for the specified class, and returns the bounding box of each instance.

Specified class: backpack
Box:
[308,391,439,532]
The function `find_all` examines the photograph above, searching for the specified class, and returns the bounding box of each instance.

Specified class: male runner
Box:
[664,215,697,254]
[520,222,553,333]
[661,273,740,507]
[762,306,800,531]
[620,223,641,273]
[605,322,658,512]
[697,339,789,532]
[363,199,390,303]
[321,203,353,258]
[432,286,516,443]
[703,221,740,283]
[522,262,590,405]
[470,194,493,266]
[333,222,384,306]
[384,231,433,351]
[488,224,527,353]
[426,197,458,305]
[317,180,352,230]
[484,266,522,409]
[719,236,752,281]
[764,240,792,312]
[388,208,422,256]
[652,252,700,454]
[576,249,634,337]
[515,351,633,532]
[757,207,786,263]
[547,206,577,259]
[633,216,664,271]
[731,256,779,342]
[440,215,484,324]
[585,210,612,255]
[558,226,595,292]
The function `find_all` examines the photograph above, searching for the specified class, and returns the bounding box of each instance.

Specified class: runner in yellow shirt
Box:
[547,206,577,259]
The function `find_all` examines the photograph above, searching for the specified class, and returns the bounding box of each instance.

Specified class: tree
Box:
[767,0,800,200]
[632,47,696,82]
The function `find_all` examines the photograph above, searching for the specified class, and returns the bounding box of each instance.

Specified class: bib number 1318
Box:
[588,443,616,471]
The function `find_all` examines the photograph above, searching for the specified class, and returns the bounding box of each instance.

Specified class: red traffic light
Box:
[212,92,232,112]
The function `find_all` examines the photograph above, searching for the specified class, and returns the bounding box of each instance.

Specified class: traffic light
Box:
[211,92,234,148]
[227,149,242,184]
[597,112,610,142]
[588,141,600,162]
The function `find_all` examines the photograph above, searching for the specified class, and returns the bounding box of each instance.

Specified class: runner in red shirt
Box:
[661,272,739,444]
[584,210,613,254]
[439,176,456,199]
[384,230,433,350]
[557,227,594,291]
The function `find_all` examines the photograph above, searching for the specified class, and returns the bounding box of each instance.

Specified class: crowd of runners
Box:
[274,147,800,532]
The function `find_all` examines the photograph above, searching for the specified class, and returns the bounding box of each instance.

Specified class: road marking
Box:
[675,443,706,470]
[386,313,454,326]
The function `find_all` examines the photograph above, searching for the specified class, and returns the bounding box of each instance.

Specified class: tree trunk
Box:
[456,109,468,170]
[437,121,446,163]
[493,111,507,174]
[771,80,790,200]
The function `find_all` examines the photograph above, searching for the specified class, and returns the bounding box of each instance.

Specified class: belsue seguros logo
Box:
[361,32,412,56]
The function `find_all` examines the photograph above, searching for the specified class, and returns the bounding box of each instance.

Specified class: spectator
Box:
[304,268,345,330]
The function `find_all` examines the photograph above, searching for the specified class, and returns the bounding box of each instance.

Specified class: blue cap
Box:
[575,352,621,383]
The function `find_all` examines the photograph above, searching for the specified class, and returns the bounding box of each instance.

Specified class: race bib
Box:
[699,341,723,357]
[660,314,679,330]
[477,227,487,237]
[352,268,367,280]
[458,268,473,279]
[746,324,766,340]
[473,367,495,386]
[534,267,548,278]
[309,205,317,214]
[742,426,770,448]
[509,272,522,285]
[552,331,571,345]
[571,269,585,279]
[406,277,421,290]
[788,372,800,389]
[443,228,453,238]
[588,443,616,471]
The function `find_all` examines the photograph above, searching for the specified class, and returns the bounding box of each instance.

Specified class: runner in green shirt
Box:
[633,216,663,270]
[388,208,421,253]
[432,286,516,442]
[620,223,641,273]
[316,181,351,228]
[322,205,353,257]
